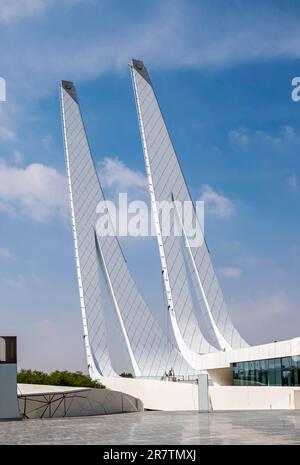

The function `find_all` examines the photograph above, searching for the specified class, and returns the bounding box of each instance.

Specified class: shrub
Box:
[17,369,105,389]
[120,372,134,378]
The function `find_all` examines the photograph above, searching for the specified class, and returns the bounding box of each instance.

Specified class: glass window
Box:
[239,363,245,385]
[282,356,292,370]
[255,361,260,385]
[282,369,291,386]
[282,357,292,386]
[295,357,300,386]
[261,359,268,386]
[268,358,276,386]
[233,364,239,386]
[249,361,255,385]
[275,358,282,385]
[244,362,249,384]
[232,356,300,387]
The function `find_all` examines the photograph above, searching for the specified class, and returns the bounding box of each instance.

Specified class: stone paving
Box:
[0,410,299,445]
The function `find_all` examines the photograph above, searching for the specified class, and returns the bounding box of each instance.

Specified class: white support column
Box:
[198,373,210,412]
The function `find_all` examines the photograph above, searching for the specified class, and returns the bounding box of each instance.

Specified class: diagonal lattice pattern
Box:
[131,61,247,351]
[61,82,196,378]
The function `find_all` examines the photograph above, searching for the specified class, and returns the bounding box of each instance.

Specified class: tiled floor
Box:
[0,410,299,444]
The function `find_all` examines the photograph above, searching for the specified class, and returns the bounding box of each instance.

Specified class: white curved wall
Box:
[102,376,300,411]
[17,384,143,419]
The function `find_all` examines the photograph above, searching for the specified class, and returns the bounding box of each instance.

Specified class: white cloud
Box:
[229,128,250,146]
[12,150,23,164]
[0,0,46,23]
[280,125,297,141]
[236,289,295,319]
[229,125,300,148]
[0,247,14,259]
[219,240,241,252]
[0,106,16,141]
[287,175,299,192]
[237,255,274,267]
[2,274,25,287]
[218,267,241,279]
[0,108,16,141]
[3,1,300,98]
[230,289,299,344]
[0,0,84,24]
[99,157,147,191]
[200,184,235,219]
[235,254,281,276]
[96,158,156,242]
[262,290,294,316]
[0,125,15,140]
[68,5,300,75]
[0,159,68,221]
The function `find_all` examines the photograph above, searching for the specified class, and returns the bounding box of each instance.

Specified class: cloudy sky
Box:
[0,0,300,373]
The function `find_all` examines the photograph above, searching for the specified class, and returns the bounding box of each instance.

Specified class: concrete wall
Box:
[102,377,300,411]
[293,391,300,409]
[16,379,300,414]
[102,377,199,411]
[208,367,233,385]
[18,384,143,419]
[0,364,20,419]
[193,337,300,371]
[209,386,300,410]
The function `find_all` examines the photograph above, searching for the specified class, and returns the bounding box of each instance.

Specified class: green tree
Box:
[120,372,134,378]
[18,369,48,385]
[17,369,105,389]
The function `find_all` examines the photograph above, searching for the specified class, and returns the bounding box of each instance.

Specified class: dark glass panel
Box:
[268,358,276,386]
[233,364,239,386]
[239,364,245,386]
[282,356,292,369]
[262,359,268,385]
[295,357,300,386]
[275,358,282,385]
[282,356,293,386]
[244,362,249,384]
[255,361,260,385]
[249,361,255,385]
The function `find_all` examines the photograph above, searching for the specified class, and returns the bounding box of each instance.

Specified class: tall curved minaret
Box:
[130,59,247,369]
[60,79,196,378]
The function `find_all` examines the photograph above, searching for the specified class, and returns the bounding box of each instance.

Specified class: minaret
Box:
[130,59,247,362]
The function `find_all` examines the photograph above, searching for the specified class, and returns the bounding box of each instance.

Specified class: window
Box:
[255,360,261,385]
[274,358,282,385]
[231,356,300,387]
[293,356,300,386]
[268,359,276,386]
[260,359,268,385]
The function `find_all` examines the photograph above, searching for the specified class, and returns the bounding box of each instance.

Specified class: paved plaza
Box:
[0,410,299,445]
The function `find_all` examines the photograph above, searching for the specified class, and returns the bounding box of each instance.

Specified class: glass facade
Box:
[233,356,300,386]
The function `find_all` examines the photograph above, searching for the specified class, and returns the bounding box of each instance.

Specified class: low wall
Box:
[101,377,199,411]
[101,377,300,411]
[210,386,300,410]
[17,384,143,419]
[17,380,300,414]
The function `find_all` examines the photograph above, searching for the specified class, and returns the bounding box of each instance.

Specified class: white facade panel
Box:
[61,80,195,379]
[130,59,247,360]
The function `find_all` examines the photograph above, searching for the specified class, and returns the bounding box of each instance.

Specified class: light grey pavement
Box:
[0,411,299,445]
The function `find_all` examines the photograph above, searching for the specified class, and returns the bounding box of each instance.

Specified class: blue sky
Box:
[0,0,300,372]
